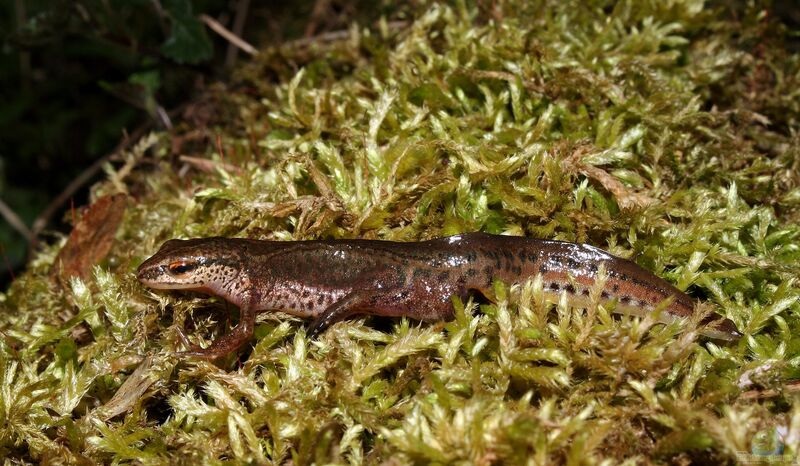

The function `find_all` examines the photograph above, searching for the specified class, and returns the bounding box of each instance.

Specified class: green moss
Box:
[2,0,800,463]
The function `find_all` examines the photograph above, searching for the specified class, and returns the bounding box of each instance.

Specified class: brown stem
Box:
[225,0,251,67]
[0,197,33,243]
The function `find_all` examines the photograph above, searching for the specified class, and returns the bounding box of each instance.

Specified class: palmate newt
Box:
[136,233,739,359]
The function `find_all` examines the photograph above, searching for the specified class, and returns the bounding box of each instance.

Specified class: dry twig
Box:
[0,197,32,243]
[200,13,257,56]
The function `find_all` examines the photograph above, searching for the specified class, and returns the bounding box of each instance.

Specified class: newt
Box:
[136,233,740,359]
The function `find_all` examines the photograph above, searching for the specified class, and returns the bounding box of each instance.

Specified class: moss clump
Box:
[2,1,800,463]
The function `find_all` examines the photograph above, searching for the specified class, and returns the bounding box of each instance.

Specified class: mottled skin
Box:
[137,233,739,359]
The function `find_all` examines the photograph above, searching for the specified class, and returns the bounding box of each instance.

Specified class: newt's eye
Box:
[167,261,197,275]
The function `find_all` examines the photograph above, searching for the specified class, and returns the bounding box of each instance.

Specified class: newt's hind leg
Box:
[175,307,256,360]
[307,293,362,338]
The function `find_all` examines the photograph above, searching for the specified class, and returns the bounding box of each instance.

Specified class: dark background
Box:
[0,0,397,289]
[1,0,798,290]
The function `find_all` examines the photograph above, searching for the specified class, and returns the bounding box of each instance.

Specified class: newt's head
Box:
[137,238,244,295]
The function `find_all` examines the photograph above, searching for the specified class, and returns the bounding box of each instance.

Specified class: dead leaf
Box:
[562,145,656,210]
[52,193,128,286]
[95,355,156,420]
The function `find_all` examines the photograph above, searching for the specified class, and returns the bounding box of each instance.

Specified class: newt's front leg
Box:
[175,307,256,360]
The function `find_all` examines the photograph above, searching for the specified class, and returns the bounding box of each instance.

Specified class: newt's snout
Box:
[136,260,160,285]
[136,256,173,288]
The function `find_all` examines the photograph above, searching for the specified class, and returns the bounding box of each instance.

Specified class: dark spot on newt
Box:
[483,265,494,286]
[567,258,579,268]
[549,282,560,291]
[564,284,576,294]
